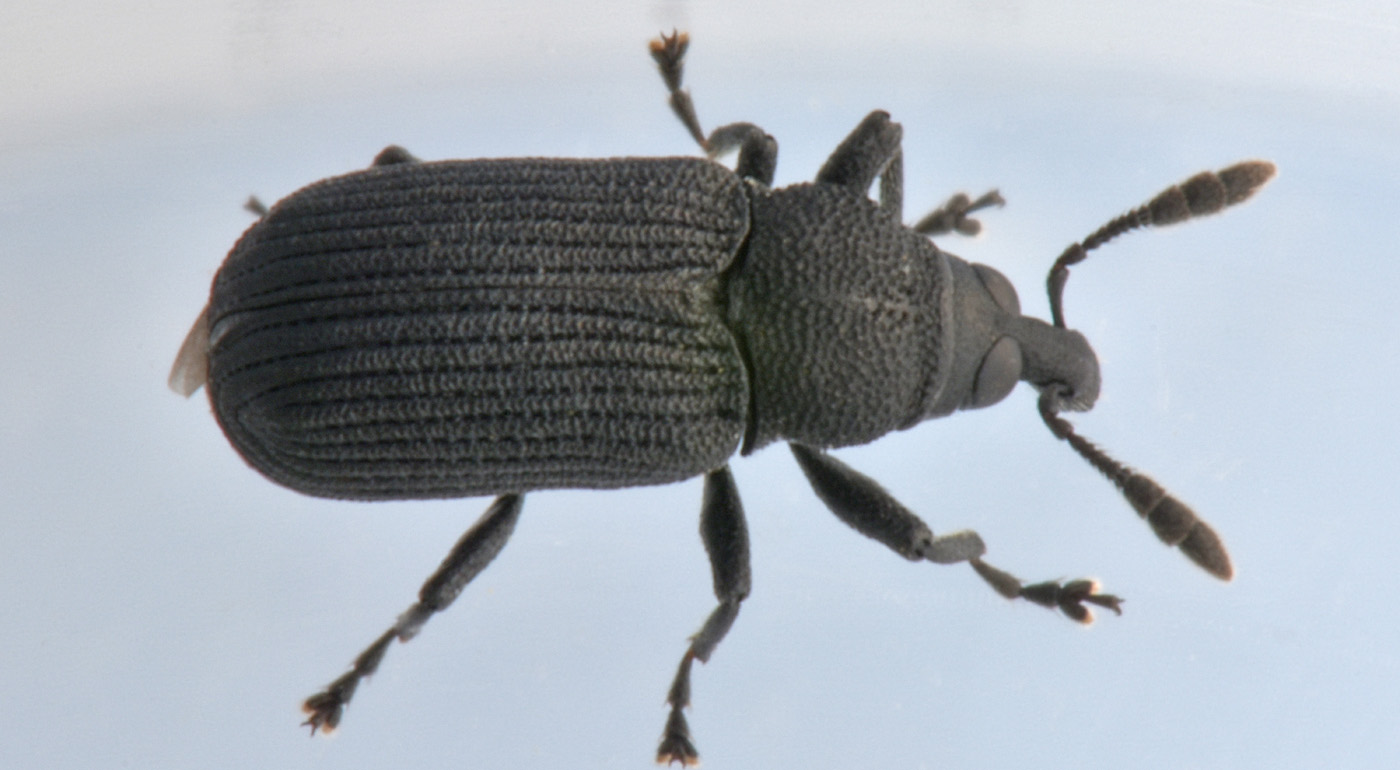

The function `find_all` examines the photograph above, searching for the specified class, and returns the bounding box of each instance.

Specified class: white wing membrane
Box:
[168,304,210,397]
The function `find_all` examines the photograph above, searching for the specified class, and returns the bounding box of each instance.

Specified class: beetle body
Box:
[208,157,750,499]
[170,32,1272,766]
[204,153,1063,499]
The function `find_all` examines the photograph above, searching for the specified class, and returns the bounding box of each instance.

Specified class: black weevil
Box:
[169,30,1274,765]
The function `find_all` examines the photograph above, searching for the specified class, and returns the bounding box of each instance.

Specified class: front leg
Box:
[816,109,1003,233]
[815,110,905,218]
[912,189,1006,237]
[790,443,1122,622]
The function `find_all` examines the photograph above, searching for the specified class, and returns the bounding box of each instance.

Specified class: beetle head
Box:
[922,161,1273,581]
[922,257,1100,420]
[928,160,1274,433]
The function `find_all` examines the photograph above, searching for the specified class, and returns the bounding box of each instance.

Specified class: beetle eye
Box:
[972,263,1020,316]
[968,336,1023,409]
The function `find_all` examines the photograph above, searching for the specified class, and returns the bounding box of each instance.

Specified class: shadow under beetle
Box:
[169,30,1275,766]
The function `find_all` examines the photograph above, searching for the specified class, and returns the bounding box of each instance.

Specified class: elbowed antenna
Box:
[1047,160,1276,329]
[1039,391,1233,580]
[1037,160,1276,581]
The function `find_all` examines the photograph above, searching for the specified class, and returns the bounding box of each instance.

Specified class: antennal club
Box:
[1039,391,1233,580]
[1034,160,1275,580]
[1047,160,1275,328]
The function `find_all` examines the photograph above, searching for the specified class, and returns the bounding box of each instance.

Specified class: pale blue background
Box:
[4,1,1398,768]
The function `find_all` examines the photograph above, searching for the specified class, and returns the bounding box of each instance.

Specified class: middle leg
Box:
[649,31,777,186]
[656,465,751,767]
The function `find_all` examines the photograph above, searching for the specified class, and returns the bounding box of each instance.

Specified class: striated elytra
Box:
[169,31,1274,766]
